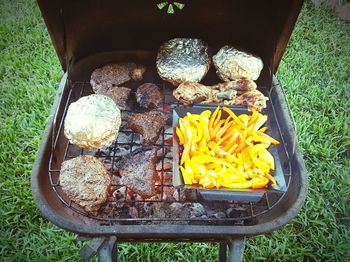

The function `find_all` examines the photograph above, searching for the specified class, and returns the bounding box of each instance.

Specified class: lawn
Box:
[0,0,349,261]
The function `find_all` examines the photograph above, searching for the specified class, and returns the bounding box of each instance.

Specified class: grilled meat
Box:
[173,79,262,108]
[59,155,111,214]
[101,86,131,110]
[212,79,257,94]
[118,148,158,198]
[90,63,146,93]
[136,83,162,109]
[173,82,213,105]
[127,111,168,145]
[234,89,268,111]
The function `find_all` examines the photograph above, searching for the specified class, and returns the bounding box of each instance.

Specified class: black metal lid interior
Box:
[38,0,303,87]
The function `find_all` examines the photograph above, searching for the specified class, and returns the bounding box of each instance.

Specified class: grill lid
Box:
[37,0,303,82]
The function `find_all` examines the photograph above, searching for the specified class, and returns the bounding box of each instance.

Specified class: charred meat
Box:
[102,86,131,110]
[127,111,168,145]
[136,83,162,109]
[90,63,146,93]
[118,148,158,198]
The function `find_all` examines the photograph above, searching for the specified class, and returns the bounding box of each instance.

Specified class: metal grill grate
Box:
[48,79,291,226]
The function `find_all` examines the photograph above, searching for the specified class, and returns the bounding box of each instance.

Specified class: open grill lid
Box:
[38,0,303,84]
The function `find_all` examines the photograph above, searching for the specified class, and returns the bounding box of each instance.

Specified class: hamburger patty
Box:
[59,155,111,214]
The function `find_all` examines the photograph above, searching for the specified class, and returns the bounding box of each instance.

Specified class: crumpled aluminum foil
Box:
[213,46,263,81]
[64,94,121,149]
[156,38,210,86]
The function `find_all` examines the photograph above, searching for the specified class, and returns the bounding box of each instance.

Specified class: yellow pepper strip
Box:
[236,134,246,152]
[238,114,249,127]
[227,144,238,155]
[258,148,275,170]
[248,108,258,126]
[179,119,187,143]
[175,127,185,145]
[256,131,280,145]
[265,173,277,187]
[224,138,236,152]
[250,176,269,189]
[223,181,253,189]
[199,111,211,142]
[242,147,252,168]
[213,109,222,127]
[223,107,246,129]
[180,166,192,184]
[252,157,270,174]
[211,119,225,139]
[187,116,203,143]
[258,126,267,133]
[250,143,270,159]
[199,177,215,188]
[215,121,232,140]
[217,130,233,146]
[254,114,268,131]
[209,106,220,134]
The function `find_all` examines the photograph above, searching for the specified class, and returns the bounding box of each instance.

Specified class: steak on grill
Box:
[118,148,158,198]
[127,111,168,145]
[136,83,162,109]
[90,63,146,93]
[102,86,131,110]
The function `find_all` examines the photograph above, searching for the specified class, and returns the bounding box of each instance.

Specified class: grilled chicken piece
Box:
[90,63,146,93]
[101,86,131,110]
[172,82,213,105]
[127,111,168,145]
[118,148,157,198]
[173,79,258,106]
[233,89,268,111]
[212,79,257,94]
[136,83,163,109]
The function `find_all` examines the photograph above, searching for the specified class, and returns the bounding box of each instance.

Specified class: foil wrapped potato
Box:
[156,38,210,86]
[64,94,121,149]
[213,46,263,81]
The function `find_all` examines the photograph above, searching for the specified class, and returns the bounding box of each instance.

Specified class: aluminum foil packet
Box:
[64,94,121,149]
[213,46,263,81]
[156,38,210,86]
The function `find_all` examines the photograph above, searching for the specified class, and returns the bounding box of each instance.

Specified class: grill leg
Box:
[98,236,118,262]
[228,238,245,262]
[219,243,227,262]
[79,236,117,262]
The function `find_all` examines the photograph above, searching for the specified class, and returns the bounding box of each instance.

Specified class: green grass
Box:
[1,0,349,261]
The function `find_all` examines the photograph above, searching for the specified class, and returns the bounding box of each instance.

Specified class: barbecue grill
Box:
[31,0,308,261]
